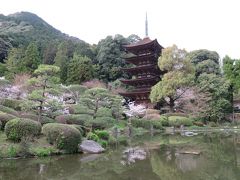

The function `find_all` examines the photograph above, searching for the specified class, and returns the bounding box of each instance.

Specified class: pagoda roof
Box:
[121,64,160,75]
[120,76,159,86]
[124,37,163,54]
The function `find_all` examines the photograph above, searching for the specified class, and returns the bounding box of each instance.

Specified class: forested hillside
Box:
[0,11,140,83]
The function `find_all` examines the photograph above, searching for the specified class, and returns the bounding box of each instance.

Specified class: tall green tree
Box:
[95,34,128,82]
[188,49,220,78]
[54,42,69,83]
[150,45,194,112]
[223,55,240,93]
[4,47,25,79]
[22,42,41,72]
[197,73,232,122]
[67,53,94,84]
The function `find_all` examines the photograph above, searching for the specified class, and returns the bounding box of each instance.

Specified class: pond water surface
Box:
[1,132,240,180]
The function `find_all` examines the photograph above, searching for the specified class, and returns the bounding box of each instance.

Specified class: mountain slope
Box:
[0,11,86,62]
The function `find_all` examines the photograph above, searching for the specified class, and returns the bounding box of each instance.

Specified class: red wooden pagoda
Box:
[119,37,164,104]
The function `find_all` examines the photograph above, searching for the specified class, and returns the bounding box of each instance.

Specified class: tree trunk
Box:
[93,98,99,119]
[169,97,175,112]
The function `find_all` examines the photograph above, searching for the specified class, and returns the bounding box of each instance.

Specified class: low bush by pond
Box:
[42,123,82,153]
[131,118,163,130]
[168,116,193,127]
[4,118,41,142]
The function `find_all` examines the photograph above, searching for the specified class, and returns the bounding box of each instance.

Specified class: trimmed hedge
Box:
[96,107,113,118]
[69,124,85,136]
[85,117,115,129]
[4,118,41,142]
[168,116,193,127]
[55,114,93,125]
[42,123,81,153]
[68,104,94,115]
[1,98,23,111]
[20,113,55,125]
[164,112,189,117]
[0,112,17,129]
[131,118,163,130]
[0,105,19,116]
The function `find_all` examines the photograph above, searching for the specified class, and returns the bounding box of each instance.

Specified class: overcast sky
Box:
[1,0,240,58]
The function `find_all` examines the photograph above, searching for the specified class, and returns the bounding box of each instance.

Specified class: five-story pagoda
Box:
[119,15,164,104]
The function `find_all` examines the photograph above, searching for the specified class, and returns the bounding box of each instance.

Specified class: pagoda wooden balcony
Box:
[120,76,159,86]
[125,53,157,65]
[121,64,161,75]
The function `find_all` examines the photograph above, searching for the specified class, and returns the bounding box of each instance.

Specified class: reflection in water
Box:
[1,133,240,180]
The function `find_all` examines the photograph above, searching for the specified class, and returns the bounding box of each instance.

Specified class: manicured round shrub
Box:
[168,116,193,127]
[96,107,113,118]
[151,120,163,129]
[4,118,41,142]
[68,105,94,115]
[85,117,115,129]
[19,113,39,121]
[0,112,17,129]
[208,121,217,127]
[131,118,163,129]
[20,113,55,125]
[69,124,85,136]
[55,114,93,125]
[164,112,189,117]
[0,105,19,116]
[40,116,55,124]
[1,98,23,111]
[159,116,169,126]
[42,123,81,153]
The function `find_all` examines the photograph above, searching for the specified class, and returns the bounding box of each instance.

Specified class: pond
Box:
[1,132,240,180]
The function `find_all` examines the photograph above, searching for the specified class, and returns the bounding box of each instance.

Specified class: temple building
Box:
[119,14,165,104]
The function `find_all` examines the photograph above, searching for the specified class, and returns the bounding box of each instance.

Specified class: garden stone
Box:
[79,140,105,154]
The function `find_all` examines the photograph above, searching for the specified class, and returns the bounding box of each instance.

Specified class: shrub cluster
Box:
[5,118,41,142]
[42,123,81,153]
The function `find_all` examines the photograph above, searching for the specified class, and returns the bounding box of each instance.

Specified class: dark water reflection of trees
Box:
[1,133,240,180]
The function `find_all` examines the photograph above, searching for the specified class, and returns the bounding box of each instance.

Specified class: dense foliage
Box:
[150,45,194,111]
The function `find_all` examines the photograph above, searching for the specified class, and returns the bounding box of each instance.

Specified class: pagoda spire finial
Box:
[145,12,148,37]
